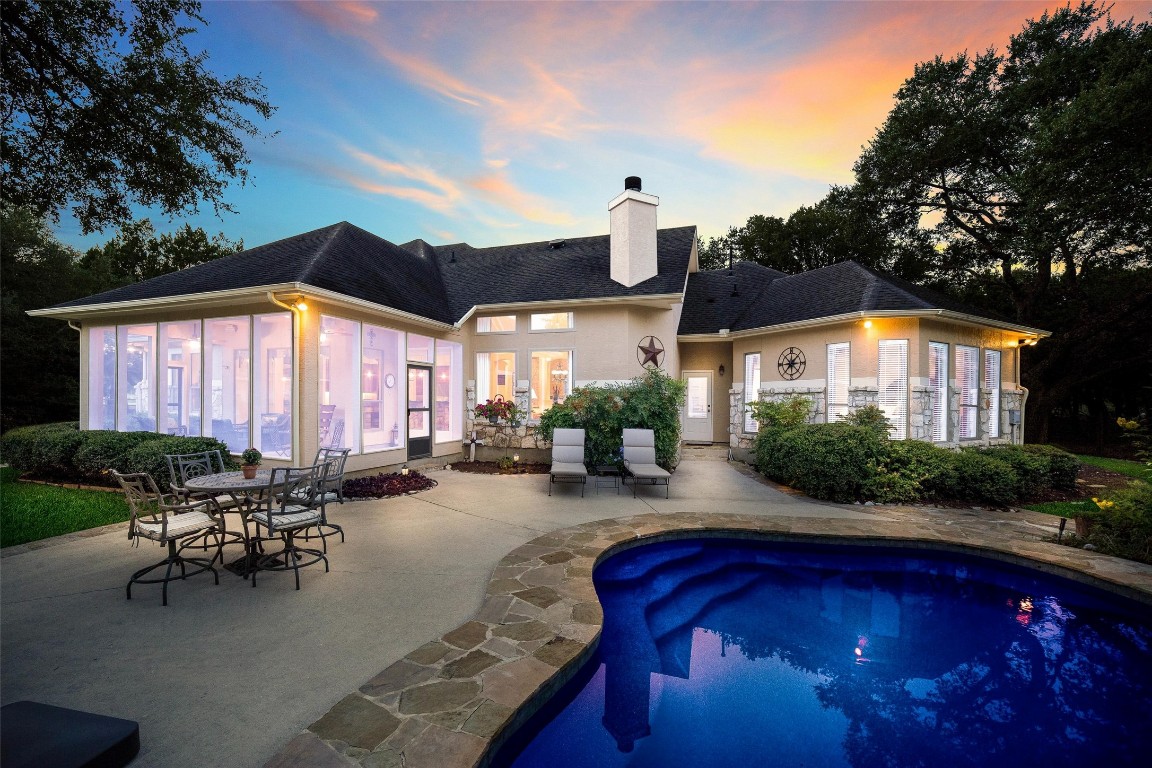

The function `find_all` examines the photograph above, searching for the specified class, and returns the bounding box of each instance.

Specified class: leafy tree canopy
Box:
[80,218,242,285]
[1,0,275,233]
[853,0,1152,322]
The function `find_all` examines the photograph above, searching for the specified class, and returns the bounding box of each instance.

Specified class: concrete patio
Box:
[3,452,1150,768]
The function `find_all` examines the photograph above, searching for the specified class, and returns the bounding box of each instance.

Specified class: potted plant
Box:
[506,401,525,429]
[240,448,262,479]
[475,396,511,424]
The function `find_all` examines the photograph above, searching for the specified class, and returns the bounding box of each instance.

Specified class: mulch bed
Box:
[1026,465,1135,504]
[343,471,438,499]
[450,461,550,476]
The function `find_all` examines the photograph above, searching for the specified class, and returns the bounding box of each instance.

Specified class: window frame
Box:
[529,348,574,418]
[956,344,979,441]
[743,352,761,434]
[476,315,517,334]
[928,342,949,442]
[529,312,574,332]
[877,339,908,439]
[827,342,851,422]
[984,349,1001,439]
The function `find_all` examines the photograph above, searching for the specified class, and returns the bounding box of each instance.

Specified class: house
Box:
[31,177,1049,473]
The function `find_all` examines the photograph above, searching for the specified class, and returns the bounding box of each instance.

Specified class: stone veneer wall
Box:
[730,383,1028,455]
[465,380,551,458]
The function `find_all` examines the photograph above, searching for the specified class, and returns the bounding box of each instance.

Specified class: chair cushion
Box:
[134,511,219,542]
[623,428,655,447]
[248,507,321,531]
[550,461,588,478]
[623,445,657,465]
[552,428,585,448]
[552,445,585,464]
[625,462,670,480]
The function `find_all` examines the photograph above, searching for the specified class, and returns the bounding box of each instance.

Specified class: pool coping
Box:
[263,510,1152,768]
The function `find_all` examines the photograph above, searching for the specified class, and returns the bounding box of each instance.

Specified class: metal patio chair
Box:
[245,465,330,589]
[622,428,671,498]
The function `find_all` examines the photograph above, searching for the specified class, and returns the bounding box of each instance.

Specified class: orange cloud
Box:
[467,171,576,227]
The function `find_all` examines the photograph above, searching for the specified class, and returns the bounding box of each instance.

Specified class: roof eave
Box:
[679,309,1051,340]
[456,292,685,328]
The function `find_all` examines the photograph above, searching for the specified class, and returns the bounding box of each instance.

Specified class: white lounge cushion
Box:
[624,462,670,480]
[248,507,321,531]
[135,511,219,542]
[551,461,588,478]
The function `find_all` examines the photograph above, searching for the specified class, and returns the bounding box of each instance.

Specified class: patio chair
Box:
[296,447,350,545]
[245,465,329,589]
[622,428,671,498]
[112,470,225,606]
[165,450,245,550]
[549,428,588,497]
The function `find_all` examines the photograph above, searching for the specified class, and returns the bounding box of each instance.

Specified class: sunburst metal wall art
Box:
[778,347,806,380]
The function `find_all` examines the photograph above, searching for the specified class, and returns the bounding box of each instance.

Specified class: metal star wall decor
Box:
[637,335,665,368]
[778,347,806,380]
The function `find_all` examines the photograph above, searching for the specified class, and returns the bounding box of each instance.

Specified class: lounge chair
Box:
[622,428,671,498]
[549,428,588,497]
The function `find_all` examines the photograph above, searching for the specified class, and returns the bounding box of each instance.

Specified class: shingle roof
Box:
[679,260,1013,334]
[50,223,698,325]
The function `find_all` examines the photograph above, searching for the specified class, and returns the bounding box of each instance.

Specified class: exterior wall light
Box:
[863,320,873,329]
[718,364,725,376]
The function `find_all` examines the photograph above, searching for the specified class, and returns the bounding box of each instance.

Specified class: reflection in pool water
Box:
[498,539,1152,768]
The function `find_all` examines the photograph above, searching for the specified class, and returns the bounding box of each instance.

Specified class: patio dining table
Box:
[183,470,274,574]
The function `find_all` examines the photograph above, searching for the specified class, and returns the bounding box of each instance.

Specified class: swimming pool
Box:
[495,538,1152,767]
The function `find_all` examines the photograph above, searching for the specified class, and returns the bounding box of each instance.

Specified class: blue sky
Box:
[53,0,1152,253]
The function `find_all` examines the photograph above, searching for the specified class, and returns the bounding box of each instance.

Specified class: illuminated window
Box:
[956,345,979,440]
[319,315,360,453]
[435,340,463,443]
[253,313,293,457]
[827,343,850,422]
[477,315,516,333]
[743,353,761,433]
[530,350,572,417]
[929,342,948,442]
[530,312,573,331]
[118,324,157,432]
[984,349,1001,438]
[159,321,202,436]
[407,333,433,362]
[204,317,250,452]
[87,327,116,430]
[476,352,516,404]
[877,339,908,439]
[362,324,405,453]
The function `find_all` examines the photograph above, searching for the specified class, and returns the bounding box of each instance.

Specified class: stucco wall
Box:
[678,340,733,443]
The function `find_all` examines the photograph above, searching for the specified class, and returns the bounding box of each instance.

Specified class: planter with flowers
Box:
[475,396,514,424]
[240,448,262,479]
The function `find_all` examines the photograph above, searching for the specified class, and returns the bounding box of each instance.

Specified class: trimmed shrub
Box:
[124,436,237,490]
[979,445,1051,499]
[747,396,812,430]
[951,450,1018,506]
[0,422,81,476]
[74,431,167,480]
[758,423,885,503]
[1021,444,1080,489]
[843,404,893,437]
[863,440,957,503]
[1086,482,1152,564]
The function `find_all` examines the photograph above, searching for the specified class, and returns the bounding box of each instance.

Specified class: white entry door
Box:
[683,371,713,443]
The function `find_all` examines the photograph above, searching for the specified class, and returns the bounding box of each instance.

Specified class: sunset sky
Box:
[54,0,1152,253]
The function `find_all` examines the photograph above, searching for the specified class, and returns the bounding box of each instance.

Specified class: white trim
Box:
[677,309,1050,340]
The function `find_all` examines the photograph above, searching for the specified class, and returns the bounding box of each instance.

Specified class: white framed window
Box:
[362,324,405,453]
[435,340,463,443]
[407,333,433,362]
[827,343,850,422]
[204,316,250,451]
[319,315,360,453]
[118,324,157,432]
[956,345,979,440]
[530,312,573,331]
[477,315,516,333]
[530,350,572,417]
[253,313,293,457]
[743,352,761,433]
[159,321,202,437]
[929,342,948,442]
[476,352,516,404]
[877,340,908,439]
[984,349,1001,439]
[88,327,116,430]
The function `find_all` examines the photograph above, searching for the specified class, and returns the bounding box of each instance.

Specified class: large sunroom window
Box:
[254,314,293,457]
[118,324,157,432]
[160,321,201,437]
[319,315,360,452]
[88,327,116,430]
[531,350,572,418]
[362,324,405,453]
[205,316,250,451]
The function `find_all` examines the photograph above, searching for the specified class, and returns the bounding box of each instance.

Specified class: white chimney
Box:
[609,176,659,287]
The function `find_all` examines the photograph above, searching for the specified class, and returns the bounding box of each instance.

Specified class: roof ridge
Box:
[297,221,352,284]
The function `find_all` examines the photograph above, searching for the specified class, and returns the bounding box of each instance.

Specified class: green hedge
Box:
[1,422,235,488]
[752,419,1077,507]
[1085,482,1152,564]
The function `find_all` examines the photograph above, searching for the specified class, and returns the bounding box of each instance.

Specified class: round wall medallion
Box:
[384,373,396,389]
[778,347,806,380]
[637,336,665,368]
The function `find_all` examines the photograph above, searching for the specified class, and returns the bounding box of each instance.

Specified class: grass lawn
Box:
[1076,454,1150,481]
[1024,499,1100,517]
[0,466,129,548]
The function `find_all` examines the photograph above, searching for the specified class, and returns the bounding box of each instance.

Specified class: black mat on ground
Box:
[1,700,139,768]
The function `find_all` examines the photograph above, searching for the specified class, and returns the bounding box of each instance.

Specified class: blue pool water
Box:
[496,539,1152,768]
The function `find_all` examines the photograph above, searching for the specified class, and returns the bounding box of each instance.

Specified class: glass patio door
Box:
[407,365,432,460]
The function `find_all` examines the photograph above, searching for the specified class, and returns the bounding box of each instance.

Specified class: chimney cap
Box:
[624,176,642,191]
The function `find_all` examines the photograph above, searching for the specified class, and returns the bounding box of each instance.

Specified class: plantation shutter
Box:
[827,343,850,422]
[743,353,761,433]
[877,340,908,439]
[928,342,948,442]
[955,345,978,440]
[984,349,1001,438]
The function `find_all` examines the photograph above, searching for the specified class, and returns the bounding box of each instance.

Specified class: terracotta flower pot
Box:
[242,465,258,480]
